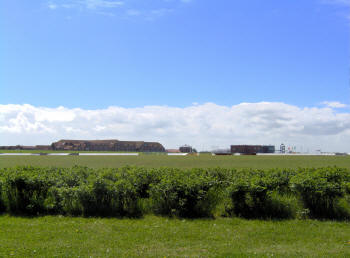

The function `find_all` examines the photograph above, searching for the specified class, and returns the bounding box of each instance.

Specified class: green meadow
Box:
[1,154,350,169]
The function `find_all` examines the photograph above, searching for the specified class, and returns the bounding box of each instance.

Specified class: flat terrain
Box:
[2,155,350,257]
[1,155,350,169]
[0,215,349,257]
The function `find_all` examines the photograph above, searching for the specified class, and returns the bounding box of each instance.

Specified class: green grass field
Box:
[0,215,349,257]
[1,155,350,169]
[2,155,350,257]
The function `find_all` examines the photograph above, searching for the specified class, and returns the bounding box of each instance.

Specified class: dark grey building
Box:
[231,145,275,154]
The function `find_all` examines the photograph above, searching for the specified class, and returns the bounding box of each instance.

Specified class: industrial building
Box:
[179,145,193,153]
[52,140,165,152]
[280,143,286,153]
[0,139,165,152]
[230,145,275,155]
[0,145,50,151]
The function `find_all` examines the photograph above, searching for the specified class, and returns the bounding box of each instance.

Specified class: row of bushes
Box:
[0,166,350,220]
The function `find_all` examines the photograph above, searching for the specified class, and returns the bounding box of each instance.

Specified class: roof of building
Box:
[166,149,181,153]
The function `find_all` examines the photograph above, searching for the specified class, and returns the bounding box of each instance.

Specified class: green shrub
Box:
[58,186,83,216]
[113,177,143,217]
[2,167,56,215]
[56,168,143,217]
[149,169,222,218]
[0,179,5,213]
[227,170,295,219]
[44,166,93,215]
[290,167,350,219]
[115,166,162,199]
[267,169,296,194]
[345,182,350,195]
[78,175,142,217]
[0,165,349,220]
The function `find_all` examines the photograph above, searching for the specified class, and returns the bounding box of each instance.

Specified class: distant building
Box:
[230,145,275,155]
[262,145,275,153]
[212,148,231,155]
[0,145,35,150]
[0,139,166,152]
[335,152,349,156]
[179,145,193,153]
[280,143,286,154]
[166,149,181,153]
[52,140,165,152]
[35,145,51,150]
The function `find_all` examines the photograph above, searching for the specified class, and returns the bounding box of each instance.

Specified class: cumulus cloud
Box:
[322,101,348,108]
[1,102,350,152]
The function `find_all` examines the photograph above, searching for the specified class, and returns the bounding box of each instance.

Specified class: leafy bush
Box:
[44,166,93,215]
[0,178,5,213]
[58,186,82,216]
[227,169,294,219]
[267,169,296,194]
[2,167,57,215]
[56,168,143,217]
[149,169,222,218]
[0,165,349,220]
[290,167,350,219]
[115,166,162,199]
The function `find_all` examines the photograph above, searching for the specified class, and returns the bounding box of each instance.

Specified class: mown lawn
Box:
[1,155,350,169]
[0,215,349,257]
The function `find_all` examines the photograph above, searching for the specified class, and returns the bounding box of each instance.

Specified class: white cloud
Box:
[46,0,188,18]
[126,9,141,16]
[1,102,350,152]
[125,8,173,20]
[48,3,58,9]
[322,101,348,108]
[83,0,124,9]
[322,0,350,21]
[47,0,124,11]
[325,0,350,6]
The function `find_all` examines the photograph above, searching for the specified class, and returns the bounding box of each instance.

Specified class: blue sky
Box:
[1,0,350,151]
[1,0,349,108]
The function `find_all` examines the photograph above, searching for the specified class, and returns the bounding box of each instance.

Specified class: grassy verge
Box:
[1,155,350,169]
[0,215,349,257]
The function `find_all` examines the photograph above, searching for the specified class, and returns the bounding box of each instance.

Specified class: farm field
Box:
[1,155,350,169]
[0,215,349,257]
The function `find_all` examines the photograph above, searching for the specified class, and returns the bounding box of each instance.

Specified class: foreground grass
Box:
[1,155,350,169]
[0,215,349,257]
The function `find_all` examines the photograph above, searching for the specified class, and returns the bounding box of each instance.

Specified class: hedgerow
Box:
[0,178,5,213]
[290,167,350,219]
[227,169,294,219]
[0,166,349,219]
[149,168,224,217]
[1,167,57,215]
